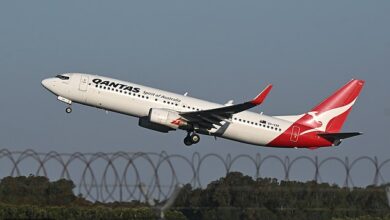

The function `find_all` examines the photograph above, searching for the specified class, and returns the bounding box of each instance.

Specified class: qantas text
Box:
[92,79,140,93]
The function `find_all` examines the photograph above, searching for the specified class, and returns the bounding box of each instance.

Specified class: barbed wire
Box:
[0,149,389,202]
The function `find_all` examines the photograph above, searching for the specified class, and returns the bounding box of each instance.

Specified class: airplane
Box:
[42,73,364,149]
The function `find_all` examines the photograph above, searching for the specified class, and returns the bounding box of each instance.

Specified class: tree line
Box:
[0,174,389,220]
[173,172,390,220]
[0,175,184,220]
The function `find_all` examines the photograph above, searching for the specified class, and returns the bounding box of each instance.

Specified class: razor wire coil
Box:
[0,149,389,202]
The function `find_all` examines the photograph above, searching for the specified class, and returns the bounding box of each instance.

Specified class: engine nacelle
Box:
[138,117,174,133]
[149,108,186,129]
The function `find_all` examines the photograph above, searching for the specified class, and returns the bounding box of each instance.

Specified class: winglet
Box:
[251,84,273,105]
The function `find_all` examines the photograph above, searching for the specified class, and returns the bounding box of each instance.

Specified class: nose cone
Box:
[41,79,50,89]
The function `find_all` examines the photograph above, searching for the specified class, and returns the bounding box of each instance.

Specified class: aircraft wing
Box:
[179,84,273,129]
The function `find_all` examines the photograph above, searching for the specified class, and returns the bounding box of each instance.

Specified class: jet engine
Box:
[138,108,189,133]
[149,108,187,129]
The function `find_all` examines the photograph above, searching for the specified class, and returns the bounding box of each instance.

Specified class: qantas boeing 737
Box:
[42,73,364,149]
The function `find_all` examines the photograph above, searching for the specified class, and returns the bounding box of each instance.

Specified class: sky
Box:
[0,1,389,186]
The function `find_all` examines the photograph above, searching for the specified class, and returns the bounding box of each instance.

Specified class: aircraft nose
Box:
[42,78,56,91]
[41,79,50,89]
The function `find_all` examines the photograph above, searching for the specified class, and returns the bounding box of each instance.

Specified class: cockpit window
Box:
[56,75,70,80]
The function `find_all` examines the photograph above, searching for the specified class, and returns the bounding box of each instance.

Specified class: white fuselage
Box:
[42,73,295,147]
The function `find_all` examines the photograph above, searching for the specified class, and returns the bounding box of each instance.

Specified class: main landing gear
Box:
[184,132,200,146]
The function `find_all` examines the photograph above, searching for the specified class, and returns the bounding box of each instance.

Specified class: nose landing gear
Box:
[184,132,200,146]
[65,106,72,114]
[57,96,73,114]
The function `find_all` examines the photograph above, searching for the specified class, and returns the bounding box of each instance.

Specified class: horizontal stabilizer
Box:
[317,132,362,146]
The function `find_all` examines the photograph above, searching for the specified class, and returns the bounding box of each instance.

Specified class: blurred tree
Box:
[0,175,80,206]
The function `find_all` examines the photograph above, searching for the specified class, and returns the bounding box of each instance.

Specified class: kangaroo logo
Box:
[171,118,182,126]
[300,99,357,135]
[307,111,323,127]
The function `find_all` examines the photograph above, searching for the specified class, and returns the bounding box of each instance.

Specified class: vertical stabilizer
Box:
[299,79,365,134]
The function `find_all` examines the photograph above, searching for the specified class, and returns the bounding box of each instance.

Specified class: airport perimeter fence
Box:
[0,149,389,202]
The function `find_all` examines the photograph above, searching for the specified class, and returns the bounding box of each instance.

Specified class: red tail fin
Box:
[300,79,365,134]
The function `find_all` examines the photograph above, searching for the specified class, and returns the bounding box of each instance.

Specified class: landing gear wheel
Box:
[190,134,200,144]
[183,132,200,147]
[66,107,72,114]
[184,137,193,146]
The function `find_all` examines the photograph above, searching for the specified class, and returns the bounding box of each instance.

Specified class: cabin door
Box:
[79,75,89,91]
[290,126,300,142]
